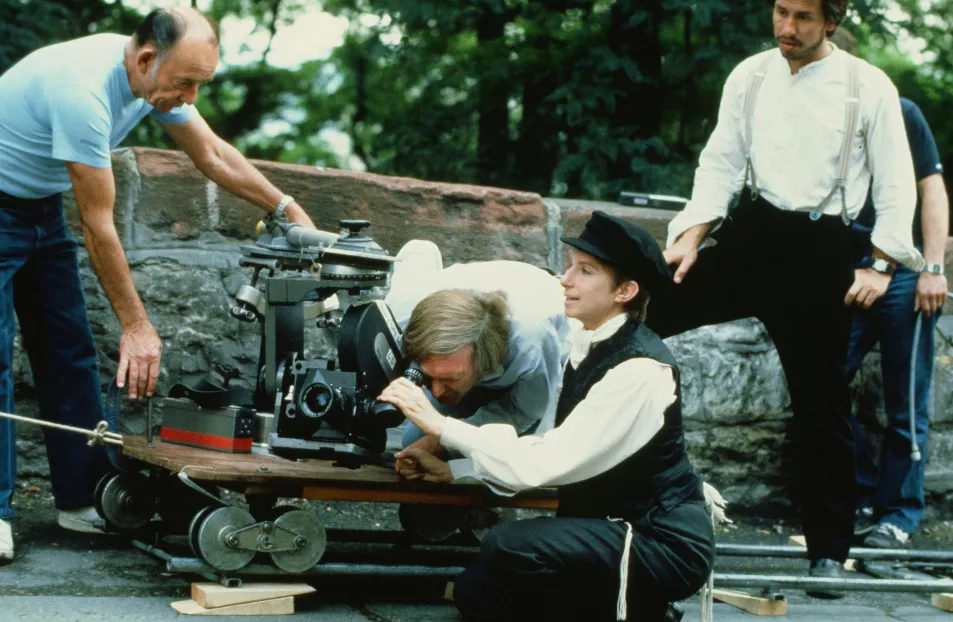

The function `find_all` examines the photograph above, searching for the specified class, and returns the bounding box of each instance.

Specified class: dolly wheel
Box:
[269,509,327,573]
[192,507,257,572]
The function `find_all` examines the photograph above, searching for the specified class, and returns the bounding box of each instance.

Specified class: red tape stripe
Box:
[160,427,252,452]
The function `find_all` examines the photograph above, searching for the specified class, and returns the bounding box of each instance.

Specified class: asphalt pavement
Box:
[2,480,953,621]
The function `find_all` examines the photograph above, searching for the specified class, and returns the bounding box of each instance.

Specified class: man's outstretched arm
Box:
[161,116,315,228]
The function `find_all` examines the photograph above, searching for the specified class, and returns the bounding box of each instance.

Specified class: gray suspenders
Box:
[740,54,774,203]
[740,52,861,225]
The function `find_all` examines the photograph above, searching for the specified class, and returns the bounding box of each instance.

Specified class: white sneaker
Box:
[863,522,910,548]
[0,518,12,561]
[57,506,106,534]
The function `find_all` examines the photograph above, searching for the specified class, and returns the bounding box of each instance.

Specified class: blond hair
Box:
[403,289,510,377]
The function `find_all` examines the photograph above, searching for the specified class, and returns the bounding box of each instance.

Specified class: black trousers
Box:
[648,194,856,562]
[453,500,714,622]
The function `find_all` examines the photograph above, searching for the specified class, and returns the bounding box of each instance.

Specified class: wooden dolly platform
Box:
[107,435,557,597]
[121,435,557,510]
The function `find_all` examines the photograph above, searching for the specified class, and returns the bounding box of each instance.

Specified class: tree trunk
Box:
[607,0,664,184]
[475,8,511,187]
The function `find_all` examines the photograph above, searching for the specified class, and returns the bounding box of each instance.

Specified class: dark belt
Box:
[0,188,62,212]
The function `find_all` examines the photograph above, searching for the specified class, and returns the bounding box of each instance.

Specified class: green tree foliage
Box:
[839,0,953,190]
[3,0,952,201]
[0,0,141,75]
[317,0,775,198]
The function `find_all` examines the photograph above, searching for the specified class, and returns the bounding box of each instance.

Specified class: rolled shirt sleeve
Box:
[866,84,923,270]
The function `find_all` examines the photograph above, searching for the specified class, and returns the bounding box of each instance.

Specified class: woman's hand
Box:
[379,377,447,437]
[393,447,452,483]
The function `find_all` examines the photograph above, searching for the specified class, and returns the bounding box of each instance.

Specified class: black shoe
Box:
[854,507,877,538]
[662,602,684,622]
[806,558,846,599]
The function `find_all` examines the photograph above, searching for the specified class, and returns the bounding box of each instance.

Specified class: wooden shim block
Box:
[932,593,953,613]
[444,582,455,602]
[713,589,787,616]
[788,535,807,547]
[192,582,315,609]
[171,596,295,616]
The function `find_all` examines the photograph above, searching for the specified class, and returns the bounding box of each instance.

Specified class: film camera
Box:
[269,300,425,463]
[160,218,421,466]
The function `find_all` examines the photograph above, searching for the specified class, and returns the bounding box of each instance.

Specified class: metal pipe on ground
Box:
[165,557,465,579]
[717,544,953,563]
[320,531,953,565]
[713,572,953,593]
[160,555,953,593]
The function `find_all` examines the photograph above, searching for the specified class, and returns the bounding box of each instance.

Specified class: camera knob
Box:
[339,219,371,238]
[230,304,257,323]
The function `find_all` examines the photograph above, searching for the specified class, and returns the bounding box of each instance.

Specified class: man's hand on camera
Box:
[379,377,446,436]
[845,268,891,309]
[117,318,162,400]
[393,447,452,483]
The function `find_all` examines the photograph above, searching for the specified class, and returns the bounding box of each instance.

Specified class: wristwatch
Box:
[923,263,945,276]
[273,194,294,220]
[865,258,896,276]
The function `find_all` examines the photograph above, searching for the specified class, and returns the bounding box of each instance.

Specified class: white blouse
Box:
[445,313,677,494]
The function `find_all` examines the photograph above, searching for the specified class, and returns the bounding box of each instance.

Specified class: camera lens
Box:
[404,363,425,386]
[300,382,334,419]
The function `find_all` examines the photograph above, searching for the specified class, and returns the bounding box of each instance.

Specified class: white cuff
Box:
[274,194,294,219]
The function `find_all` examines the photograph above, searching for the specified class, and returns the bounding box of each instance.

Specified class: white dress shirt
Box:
[668,45,923,270]
[444,313,677,494]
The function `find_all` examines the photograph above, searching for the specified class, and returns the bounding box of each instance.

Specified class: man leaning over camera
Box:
[383,241,572,482]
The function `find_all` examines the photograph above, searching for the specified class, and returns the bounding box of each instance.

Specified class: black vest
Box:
[555,319,702,520]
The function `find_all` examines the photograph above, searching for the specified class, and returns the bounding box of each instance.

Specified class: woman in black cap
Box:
[380,211,716,621]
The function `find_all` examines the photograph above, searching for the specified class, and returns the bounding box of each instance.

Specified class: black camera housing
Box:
[269,301,417,465]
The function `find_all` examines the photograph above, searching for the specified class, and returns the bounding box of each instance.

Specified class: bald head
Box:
[134,8,219,60]
[125,8,220,113]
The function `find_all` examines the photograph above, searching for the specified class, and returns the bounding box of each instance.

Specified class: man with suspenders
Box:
[648,0,923,594]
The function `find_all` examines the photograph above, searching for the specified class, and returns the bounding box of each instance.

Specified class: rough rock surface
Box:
[11,148,953,519]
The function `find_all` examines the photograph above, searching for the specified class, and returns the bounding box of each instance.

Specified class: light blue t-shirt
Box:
[0,33,197,199]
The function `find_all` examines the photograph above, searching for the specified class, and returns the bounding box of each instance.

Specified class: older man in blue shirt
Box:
[0,7,315,561]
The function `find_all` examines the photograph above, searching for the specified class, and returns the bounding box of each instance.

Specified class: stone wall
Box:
[13,147,953,518]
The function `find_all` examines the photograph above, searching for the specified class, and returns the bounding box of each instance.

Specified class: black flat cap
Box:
[561,211,672,295]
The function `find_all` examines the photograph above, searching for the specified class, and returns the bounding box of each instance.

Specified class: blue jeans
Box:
[0,190,109,519]
[846,263,935,535]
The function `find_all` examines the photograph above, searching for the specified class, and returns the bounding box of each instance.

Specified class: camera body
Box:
[240,218,431,465]
[269,300,420,464]
[163,219,414,466]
